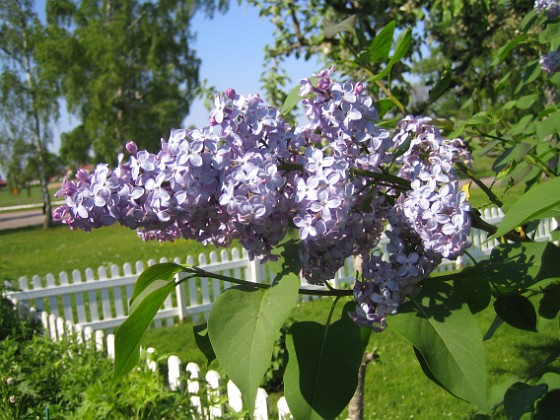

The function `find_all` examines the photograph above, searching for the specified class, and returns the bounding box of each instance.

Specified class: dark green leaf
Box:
[538,283,560,319]
[389,282,489,412]
[193,323,215,365]
[208,274,299,413]
[284,315,363,419]
[428,68,452,104]
[493,178,560,238]
[390,27,412,63]
[534,390,560,420]
[483,314,504,341]
[494,294,537,332]
[368,20,396,63]
[453,269,492,314]
[504,382,547,420]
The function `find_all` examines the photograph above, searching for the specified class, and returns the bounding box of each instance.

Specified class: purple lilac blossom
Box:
[54,70,473,331]
[535,0,560,19]
[540,50,560,75]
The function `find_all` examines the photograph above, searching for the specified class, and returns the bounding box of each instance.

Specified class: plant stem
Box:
[178,265,353,297]
[457,162,503,208]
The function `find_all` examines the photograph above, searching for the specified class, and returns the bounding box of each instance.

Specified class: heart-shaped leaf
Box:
[208,273,299,412]
[389,282,489,412]
[283,308,363,419]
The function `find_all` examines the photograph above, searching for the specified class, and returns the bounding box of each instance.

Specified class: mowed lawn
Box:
[0,222,219,282]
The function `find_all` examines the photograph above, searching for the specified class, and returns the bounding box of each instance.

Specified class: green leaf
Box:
[371,27,412,81]
[538,283,560,319]
[465,111,500,126]
[281,83,303,116]
[281,78,318,115]
[493,178,560,238]
[390,27,412,63]
[389,282,489,412]
[208,273,300,413]
[428,68,452,104]
[534,390,560,420]
[492,143,533,173]
[114,277,176,380]
[493,294,537,332]
[368,20,396,63]
[488,376,518,410]
[483,314,505,341]
[493,35,526,66]
[129,262,184,305]
[193,323,216,366]
[515,94,538,110]
[284,314,363,419]
[324,15,356,38]
[453,270,491,314]
[536,109,560,141]
[504,382,548,420]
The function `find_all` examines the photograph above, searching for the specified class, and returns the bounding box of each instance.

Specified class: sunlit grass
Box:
[0,223,220,282]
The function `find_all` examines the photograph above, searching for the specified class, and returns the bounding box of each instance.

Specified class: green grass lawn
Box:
[142,297,559,419]
[0,223,220,282]
[0,183,62,209]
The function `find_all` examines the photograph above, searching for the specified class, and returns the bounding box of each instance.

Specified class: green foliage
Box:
[43,0,206,163]
[284,301,363,419]
[390,282,489,412]
[114,262,183,380]
[208,273,300,412]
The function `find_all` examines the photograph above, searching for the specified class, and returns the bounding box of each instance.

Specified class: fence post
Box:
[254,387,269,420]
[206,370,222,419]
[227,380,243,413]
[186,362,202,415]
[175,273,187,322]
[168,355,182,391]
[277,396,292,419]
[95,330,105,352]
[106,333,115,360]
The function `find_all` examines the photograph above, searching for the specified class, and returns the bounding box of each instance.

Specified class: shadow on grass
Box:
[517,338,560,379]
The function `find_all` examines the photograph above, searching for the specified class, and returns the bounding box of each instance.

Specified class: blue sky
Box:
[39,1,321,152]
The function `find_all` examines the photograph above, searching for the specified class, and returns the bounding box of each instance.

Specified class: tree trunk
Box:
[347,351,379,420]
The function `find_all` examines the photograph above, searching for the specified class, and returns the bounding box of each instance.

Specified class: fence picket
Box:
[206,370,223,419]
[168,355,182,391]
[186,362,203,415]
[277,396,292,420]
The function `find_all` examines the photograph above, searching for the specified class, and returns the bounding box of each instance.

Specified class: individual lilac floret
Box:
[535,0,560,19]
[541,50,560,75]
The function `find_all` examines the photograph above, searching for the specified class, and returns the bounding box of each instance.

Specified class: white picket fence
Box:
[7,207,558,334]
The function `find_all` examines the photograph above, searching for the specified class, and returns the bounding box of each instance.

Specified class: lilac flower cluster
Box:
[54,69,472,331]
[535,0,560,19]
[349,117,471,330]
[540,50,560,75]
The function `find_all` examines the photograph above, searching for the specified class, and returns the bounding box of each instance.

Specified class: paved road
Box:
[0,209,48,230]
